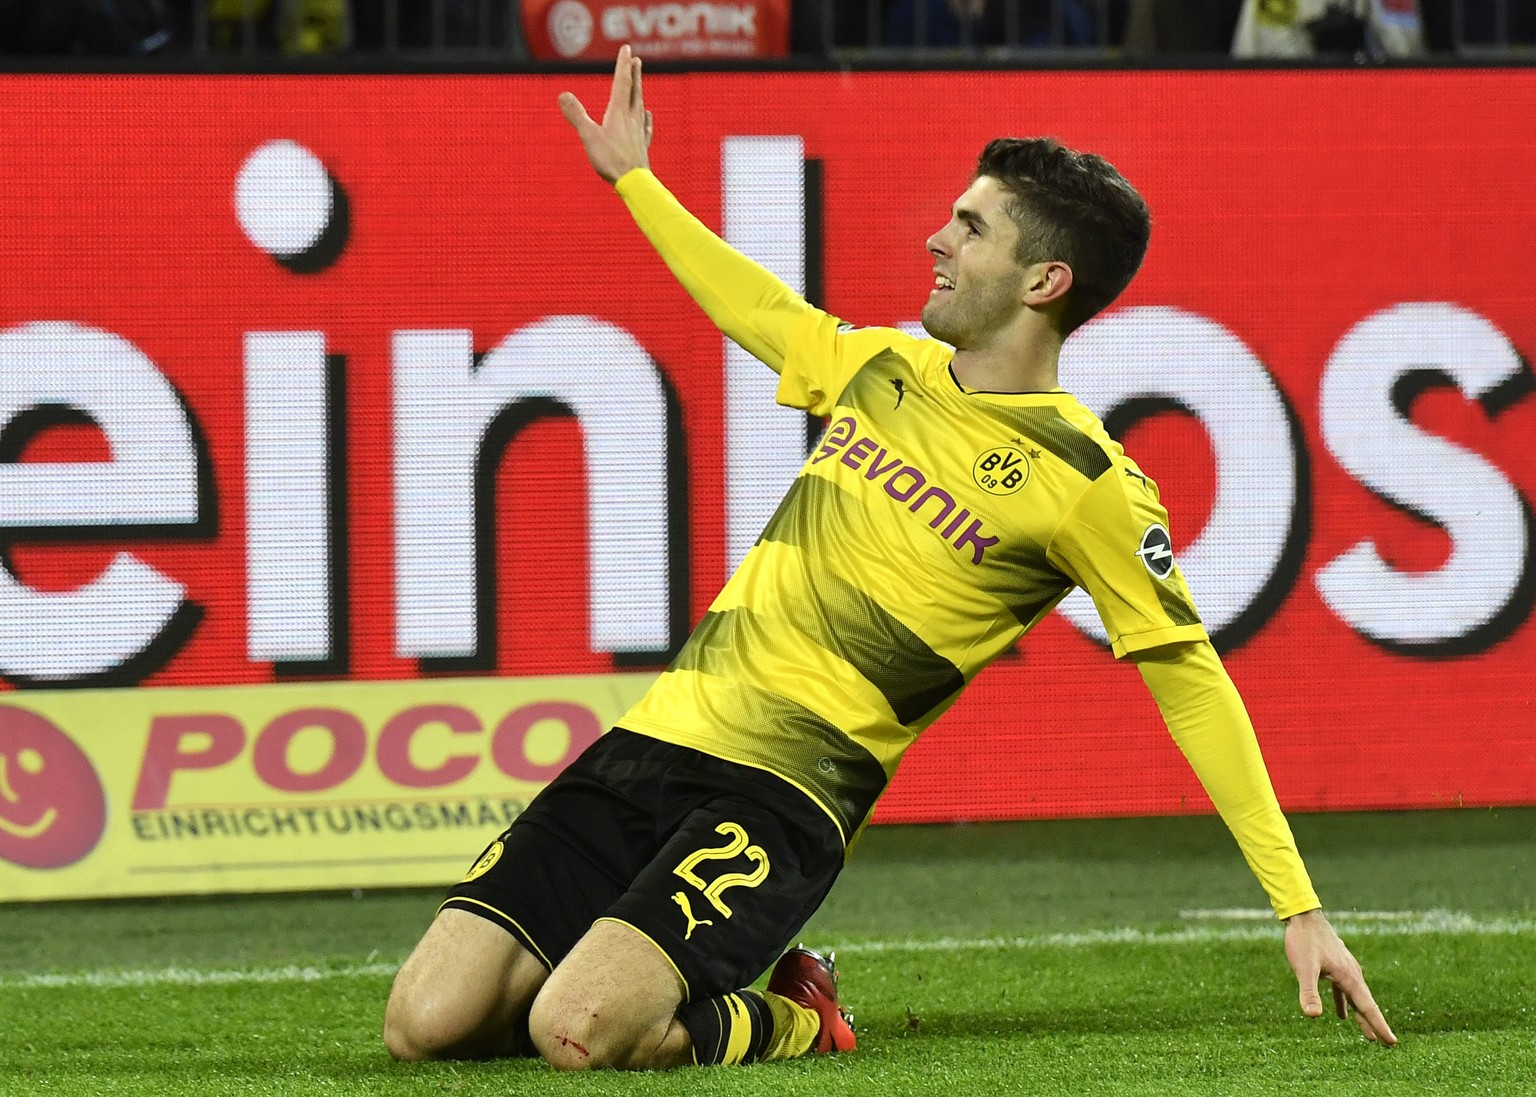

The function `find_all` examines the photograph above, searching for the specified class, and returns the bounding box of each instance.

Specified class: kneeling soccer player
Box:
[383,46,1397,1070]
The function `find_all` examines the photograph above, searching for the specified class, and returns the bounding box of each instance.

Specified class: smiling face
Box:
[0,705,106,869]
[920,175,1031,350]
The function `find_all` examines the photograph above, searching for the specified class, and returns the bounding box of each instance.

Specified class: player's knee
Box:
[383,1017,429,1062]
[528,995,599,1070]
[383,982,473,1062]
[528,992,632,1071]
[382,996,440,1061]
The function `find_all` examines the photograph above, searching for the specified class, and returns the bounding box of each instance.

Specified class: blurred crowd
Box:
[0,0,1528,58]
[0,1,477,55]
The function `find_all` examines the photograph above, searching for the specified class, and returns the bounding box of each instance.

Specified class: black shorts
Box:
[441,728,846,1002]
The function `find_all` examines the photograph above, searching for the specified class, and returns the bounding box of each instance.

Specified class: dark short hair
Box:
[974,137,1151,334]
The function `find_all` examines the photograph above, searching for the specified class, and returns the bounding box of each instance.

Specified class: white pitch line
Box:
[5,911,1533,990]
[3,961,400,990]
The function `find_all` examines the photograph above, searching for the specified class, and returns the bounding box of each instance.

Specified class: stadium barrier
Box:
[2,69,1534,900]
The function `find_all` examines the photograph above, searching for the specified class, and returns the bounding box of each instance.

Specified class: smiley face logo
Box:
[0,705,107,869]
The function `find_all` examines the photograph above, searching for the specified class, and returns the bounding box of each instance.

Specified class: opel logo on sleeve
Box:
[1135,523,1176,579]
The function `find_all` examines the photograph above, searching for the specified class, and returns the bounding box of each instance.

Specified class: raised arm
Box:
[559,46,812,372]
[1134,640,1397,1046]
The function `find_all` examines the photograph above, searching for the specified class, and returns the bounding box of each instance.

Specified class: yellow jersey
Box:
[622,312,1206,841]
[610,168,1317,918]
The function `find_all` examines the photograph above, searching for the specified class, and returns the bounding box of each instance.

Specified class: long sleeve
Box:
[614,168,814,373]
[1134,639,1321,919]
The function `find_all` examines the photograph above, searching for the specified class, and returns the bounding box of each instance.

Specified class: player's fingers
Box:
[631,55,644,114]
[557,91,594,133]
[605,44,632,118]
[1354,1010,1378,1042]
[1340,978,1398,1047]
[1332,980,1348,1020]
[1295,961,1324,1018]
[1349,997,1394,1044]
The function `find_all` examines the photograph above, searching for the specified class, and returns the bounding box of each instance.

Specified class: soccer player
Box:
[383,46,1398,1069]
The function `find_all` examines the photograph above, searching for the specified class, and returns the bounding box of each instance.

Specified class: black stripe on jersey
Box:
[1005,587,1073,631]
[749,688,889,838]
[668,609,889,837]
[755,476,967,723]
[669,608,733,676]
[789,563,965,726]
[1153,575,1202,627]
[981,405,1113,482]
[757,474,821,549]
[975,527,1073,620]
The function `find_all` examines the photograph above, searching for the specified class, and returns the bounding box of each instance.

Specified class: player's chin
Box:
[919,303,956,344]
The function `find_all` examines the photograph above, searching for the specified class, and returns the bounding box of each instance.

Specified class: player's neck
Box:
[949,336,1061,395]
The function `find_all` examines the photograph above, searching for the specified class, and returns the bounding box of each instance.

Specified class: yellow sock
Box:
[677,988,822,1065]
[760,990,821,1060]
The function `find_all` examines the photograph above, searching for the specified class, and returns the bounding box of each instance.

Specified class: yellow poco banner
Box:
[0,674,656,901]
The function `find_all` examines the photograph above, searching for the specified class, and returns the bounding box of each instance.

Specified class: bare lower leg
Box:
[618,1016,693,1071]
[528,919,693,1071]
[542,1012,692,1071]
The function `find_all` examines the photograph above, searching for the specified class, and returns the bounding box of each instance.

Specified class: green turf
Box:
[3,808,1534,1096]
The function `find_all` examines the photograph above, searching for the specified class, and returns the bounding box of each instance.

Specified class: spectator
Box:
[281,0,352,52]
[1230,0,1424,57]
[207,0,274,49]
[209,0,354,53]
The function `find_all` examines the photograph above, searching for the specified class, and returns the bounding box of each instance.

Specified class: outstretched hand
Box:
[1284,909,1397,1046]
[558,43,653,184]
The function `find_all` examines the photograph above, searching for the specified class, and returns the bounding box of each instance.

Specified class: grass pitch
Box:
[3,808,1534,1096]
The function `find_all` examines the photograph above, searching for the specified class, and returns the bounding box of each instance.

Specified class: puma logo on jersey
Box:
[891,378,908,408]
[672,891,715,939]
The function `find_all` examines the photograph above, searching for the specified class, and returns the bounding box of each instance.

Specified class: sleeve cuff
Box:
[1111,623,1209,659]
[614,166,658,197]
[1276,896,1323,921]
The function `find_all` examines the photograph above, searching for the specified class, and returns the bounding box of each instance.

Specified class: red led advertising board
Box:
[1,71,1534,897]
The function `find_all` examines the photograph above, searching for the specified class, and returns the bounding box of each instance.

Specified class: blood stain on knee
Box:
[556,1034,590,1058]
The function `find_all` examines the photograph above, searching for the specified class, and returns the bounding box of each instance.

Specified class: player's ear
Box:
[1022,260,1073,307]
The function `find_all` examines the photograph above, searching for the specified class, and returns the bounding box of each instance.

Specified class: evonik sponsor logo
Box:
[601,2,757,40]
[812,414,999,565]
